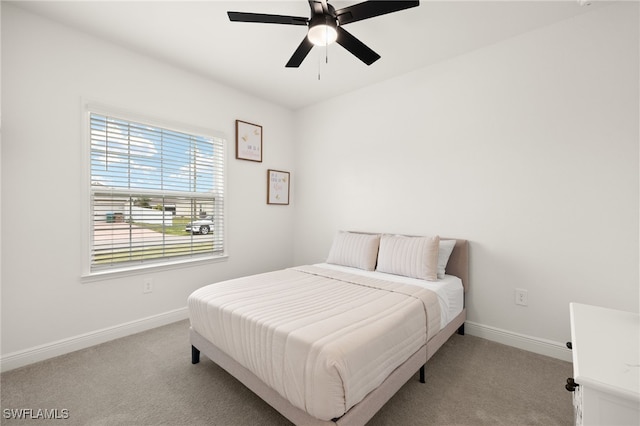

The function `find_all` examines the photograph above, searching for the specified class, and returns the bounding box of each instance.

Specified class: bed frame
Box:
[190,239,468,426]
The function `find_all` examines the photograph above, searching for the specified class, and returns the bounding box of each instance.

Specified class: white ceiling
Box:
[12,0,606,110]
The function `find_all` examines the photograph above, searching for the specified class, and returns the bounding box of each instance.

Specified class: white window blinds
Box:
[89,112,225,271]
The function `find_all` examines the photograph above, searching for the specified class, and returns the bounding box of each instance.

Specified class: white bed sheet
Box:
[315,263,464,326]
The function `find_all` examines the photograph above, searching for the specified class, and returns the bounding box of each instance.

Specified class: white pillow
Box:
[376,234,440,281]
[438,239,457,279]
[326,231,381,271]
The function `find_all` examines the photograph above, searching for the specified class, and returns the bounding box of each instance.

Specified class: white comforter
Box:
[188,265,441,421]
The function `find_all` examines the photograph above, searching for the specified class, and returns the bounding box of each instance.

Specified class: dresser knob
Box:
[565,377,579,392]
[566,341,572,350]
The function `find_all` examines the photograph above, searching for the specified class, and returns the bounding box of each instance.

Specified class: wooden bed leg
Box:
[457,323,465,335]
[192,345,200,364]
[419,365,425,384]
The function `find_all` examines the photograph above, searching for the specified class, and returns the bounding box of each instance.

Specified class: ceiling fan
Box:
[228,0,420,68]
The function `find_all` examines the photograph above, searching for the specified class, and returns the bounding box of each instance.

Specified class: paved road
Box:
[94,222,212,247]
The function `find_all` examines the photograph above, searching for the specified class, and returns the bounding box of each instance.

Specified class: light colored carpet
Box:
[0,320,574,425]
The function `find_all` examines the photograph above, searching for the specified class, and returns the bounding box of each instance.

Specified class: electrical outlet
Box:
[143,278,153,294]
[515,288,528,306]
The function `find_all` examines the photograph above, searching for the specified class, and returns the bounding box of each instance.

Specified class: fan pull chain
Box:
[318,44,330,81]
[317,25,332,80]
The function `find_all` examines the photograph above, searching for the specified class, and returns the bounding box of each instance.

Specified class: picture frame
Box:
[267,169,290,205]
[235,120,262,162]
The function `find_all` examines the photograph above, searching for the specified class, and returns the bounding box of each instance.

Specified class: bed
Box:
[188,232,469,425]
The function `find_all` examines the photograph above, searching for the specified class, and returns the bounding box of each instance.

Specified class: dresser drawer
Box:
[568,303,639,426]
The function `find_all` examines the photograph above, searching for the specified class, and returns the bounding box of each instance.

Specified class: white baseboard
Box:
[1,307,188,372]
[465,321,573,362]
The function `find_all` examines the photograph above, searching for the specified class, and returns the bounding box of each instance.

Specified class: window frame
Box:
[81,103,228,280]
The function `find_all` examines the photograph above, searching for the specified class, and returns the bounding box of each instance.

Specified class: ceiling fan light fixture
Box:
[307,17,338,46]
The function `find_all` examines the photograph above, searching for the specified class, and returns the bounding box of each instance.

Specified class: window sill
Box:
[81,254,228,283]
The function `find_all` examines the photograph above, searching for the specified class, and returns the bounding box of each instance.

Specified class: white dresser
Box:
[568,303,640,426]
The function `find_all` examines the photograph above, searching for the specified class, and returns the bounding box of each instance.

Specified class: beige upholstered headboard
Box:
[443,239,469,292]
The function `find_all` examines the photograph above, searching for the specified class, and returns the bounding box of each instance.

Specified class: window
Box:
[88,111,226,272]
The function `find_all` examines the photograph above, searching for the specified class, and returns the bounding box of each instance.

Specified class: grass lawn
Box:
[94,216,216,265]
[94,241,215,265]
[135,216,195,236]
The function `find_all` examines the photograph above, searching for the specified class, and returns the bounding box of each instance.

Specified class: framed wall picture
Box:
[267,169,290,205]
[235,120,262,162]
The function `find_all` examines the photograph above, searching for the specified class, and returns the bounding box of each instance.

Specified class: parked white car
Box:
[185,216,213,235]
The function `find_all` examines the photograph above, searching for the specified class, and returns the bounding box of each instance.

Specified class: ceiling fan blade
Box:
[286,37,314,68]
[227,11,308,26]
[335,1,419,26]
[336,27,380,66]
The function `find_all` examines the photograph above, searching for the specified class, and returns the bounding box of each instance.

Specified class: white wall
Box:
[293,3,639,357]
[1,5,296,365]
